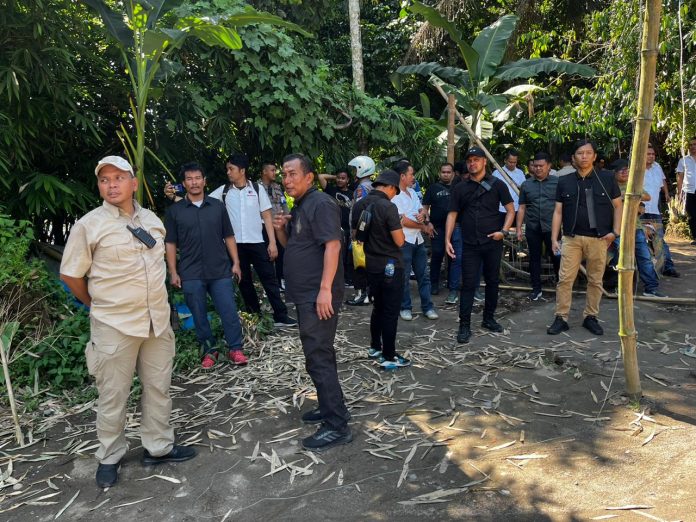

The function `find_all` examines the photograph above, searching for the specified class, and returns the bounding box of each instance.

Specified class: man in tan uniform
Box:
[60,156,195,488]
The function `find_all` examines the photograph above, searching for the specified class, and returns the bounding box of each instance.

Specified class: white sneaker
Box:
[400,310,413,321]
[424,309,439,320]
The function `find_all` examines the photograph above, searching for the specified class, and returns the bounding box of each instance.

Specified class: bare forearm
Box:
[551,205,562,239]
[613,200,623,233]
[60,274,91,307]
[502,205,515,230]
[445,212,457,242]
[677,172,684,193]
[225,237,240,266]
[165,243,178,274]
[261,210,276,246]
[516,206,526,229]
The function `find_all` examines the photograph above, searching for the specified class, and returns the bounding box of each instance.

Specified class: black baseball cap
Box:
[372,169,401,194]
[464,147,486,159]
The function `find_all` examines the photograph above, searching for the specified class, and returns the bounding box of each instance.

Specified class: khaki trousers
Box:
[86,318,175,464]
[555,235,608,321]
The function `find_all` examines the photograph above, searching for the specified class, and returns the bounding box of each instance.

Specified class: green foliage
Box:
[0,212,34,286]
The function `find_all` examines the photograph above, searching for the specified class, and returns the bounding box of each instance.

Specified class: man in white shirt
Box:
[493,149,526,220]
[641,144,679,276]
[209,154,297,327]
[392,160,438,321]
[676,136,696,245]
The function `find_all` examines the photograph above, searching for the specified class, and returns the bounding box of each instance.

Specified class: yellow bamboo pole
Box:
[618,0,662,400]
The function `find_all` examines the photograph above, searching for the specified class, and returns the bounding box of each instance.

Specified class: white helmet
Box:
[348,155,376,179]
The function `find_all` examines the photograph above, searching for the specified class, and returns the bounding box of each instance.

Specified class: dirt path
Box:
[2,241,695,522]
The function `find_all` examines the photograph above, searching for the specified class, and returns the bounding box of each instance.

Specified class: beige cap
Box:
[94,156,134,177]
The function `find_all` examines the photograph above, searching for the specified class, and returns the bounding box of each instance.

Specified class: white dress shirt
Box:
[676,155,696,194]
[392,187,424,245]
[209,181,272,244]
[643,163,665,214]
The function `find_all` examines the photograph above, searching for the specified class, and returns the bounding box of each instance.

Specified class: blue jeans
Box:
[610,229,659,292]
[401,241,434,313]
[430,225,462,290]
[640,213,674,271]
[181,278,244,354]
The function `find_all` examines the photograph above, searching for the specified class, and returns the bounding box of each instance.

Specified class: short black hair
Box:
[261,160,276,169]
[335,168,350,176]
[572,139,597,154]
[179,161,205,180]
[453,160,467,174]
[226,153,249,170]
[505,148,519,159]
[533,152,552,163]
[560,153,572,163]
[282,153,314,174]
[440,162,454,170]
[394,160,412,176]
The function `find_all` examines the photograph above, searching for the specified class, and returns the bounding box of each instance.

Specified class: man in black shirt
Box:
[445,147,515,343]
[423,162,461,303]
[164,163,246,369]
[320,168,354,286]
[547,140,622,336]
[273,153,351,452]
[351,170,407,370]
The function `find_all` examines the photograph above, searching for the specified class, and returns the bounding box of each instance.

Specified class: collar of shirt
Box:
[183,195,213,207]
[102,199,144,219]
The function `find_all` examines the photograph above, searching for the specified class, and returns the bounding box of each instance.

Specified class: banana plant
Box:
[393,1,595,133]
[83,0,309,204]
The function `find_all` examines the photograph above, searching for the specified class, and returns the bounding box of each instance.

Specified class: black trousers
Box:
[296,302,350,430]
[367,268,403,360]
[263,227,285,283]
[526,228,560,292]
[686,192,696,240]
[342,228,354,284]
[237,242,288,320]
[459,241,503,325]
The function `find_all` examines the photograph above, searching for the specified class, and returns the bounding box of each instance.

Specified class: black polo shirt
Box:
[351,190,403,273]
[423,181,453,228]
[164,196,235,281]
[284,187,345,306]
[449,176,513,246]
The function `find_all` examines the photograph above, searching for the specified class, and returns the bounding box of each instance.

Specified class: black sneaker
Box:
[142,445,197,466]
[481,317,503,333]
[662,268,680,278]
[96,462,119,488]
[547,316,569,335]
[431,287,440,296]
[528,290,543,301]
[274,316,298,328]
[457,324,471,344]
[302,423,352,452]
[301,408,323,425]
[582,315,604,336]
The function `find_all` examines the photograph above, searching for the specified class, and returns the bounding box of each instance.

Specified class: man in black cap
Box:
[351,170,408,370]
[445,147,515,343]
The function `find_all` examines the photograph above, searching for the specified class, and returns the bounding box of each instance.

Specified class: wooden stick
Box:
[447,94,456,163]
[0,328,24,446]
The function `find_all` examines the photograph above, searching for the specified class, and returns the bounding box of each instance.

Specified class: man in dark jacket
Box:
[516,152,560,301]
[351,170,407,369]
[547,140,622,336]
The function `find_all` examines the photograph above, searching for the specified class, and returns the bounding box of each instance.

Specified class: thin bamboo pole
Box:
[431,83,519,195]
[447,94,456,163]
[618,0,662,400]
[0,331,24,446]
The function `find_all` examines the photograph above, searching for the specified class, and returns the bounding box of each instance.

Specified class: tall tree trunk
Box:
[348,0,364,92]
[618,0,662,400]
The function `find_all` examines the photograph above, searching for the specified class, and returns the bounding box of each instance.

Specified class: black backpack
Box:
[221,181,261,205]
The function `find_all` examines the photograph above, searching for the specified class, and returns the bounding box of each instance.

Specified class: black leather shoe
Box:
[457,324,471,344]
[481,317,503,332]
[547,316,569,335]
[96,463,119,488]
[142,445,197,466]
[582,315,604,335]
[662,268,680,278]
[301,408,323,425]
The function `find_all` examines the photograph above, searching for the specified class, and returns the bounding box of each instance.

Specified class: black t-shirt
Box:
[449,176,513,246]
[423,181,453,227]
[351,190,404,273]
[164,196,235,281]
[283,188,344,306]
[324,185,353,229]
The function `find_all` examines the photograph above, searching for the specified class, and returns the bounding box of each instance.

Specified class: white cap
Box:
[94,156,134,177]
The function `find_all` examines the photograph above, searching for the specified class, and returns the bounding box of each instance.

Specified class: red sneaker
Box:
[229,350,248,366]
[201,352,218,370]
